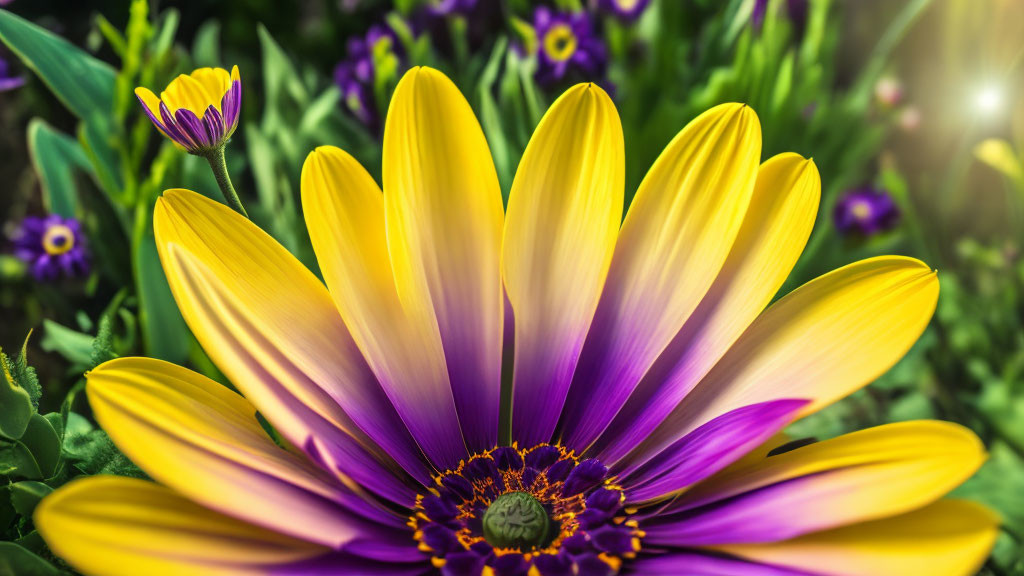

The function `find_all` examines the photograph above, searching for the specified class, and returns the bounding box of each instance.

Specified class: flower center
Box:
[42,224,75,255]
[409,444,643,574]
[544,25,578,62]
[850,200,873,221]
[482,491,550,550]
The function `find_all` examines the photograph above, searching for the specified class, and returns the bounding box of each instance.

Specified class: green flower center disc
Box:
[481,491,550,550]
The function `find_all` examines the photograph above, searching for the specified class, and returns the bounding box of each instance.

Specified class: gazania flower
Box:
[135,66,241,155]
[136,66,248,216]
[834,187,901,236]
[533,7,607,85]
[599,0,651,23]
[12,214,88,281]
[37,67,996,575]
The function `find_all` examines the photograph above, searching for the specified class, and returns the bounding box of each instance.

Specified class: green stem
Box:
[203,146,248,218]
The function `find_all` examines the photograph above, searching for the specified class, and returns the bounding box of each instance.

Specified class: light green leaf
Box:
[40,320,94,367]
[0,349,33,441]
[26,119,91,218]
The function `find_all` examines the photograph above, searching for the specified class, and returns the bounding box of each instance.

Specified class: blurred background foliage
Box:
[0,0,1022,573]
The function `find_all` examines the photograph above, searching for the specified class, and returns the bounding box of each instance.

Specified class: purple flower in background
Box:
[753,0,809,39]
[427,0,478,16]
[833,187,900,236]
[0,56,25,92]
[12,215,89,281]
[533,7,607,85]
[334,24,401,132]
[599,0,651,22]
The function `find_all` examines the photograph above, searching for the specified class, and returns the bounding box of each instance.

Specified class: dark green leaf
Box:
[19,414,61,479]
[0,9,115,121]
[0,542,62,576]
[9,481,52,518]
[0,441,42,480]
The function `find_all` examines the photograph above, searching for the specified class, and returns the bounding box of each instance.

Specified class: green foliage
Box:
[26,120,92,219]
[0,342,140,574]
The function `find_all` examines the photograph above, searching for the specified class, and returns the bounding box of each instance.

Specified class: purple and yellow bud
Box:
[135,66,242,155]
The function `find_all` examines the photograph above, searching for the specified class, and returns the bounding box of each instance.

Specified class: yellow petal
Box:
[36,476,327,576]
[676,421,987,535]
[86,357,396,548]
[603,153,819,464]
[161,69,223,116]
[644,255,939,447]
[382,66,504,455]
[502,83,624,445]
[154,189,431,499]
[134,86,163,119]
[716,500,999,576]
[301,146,463,468]
[561,103,762,450]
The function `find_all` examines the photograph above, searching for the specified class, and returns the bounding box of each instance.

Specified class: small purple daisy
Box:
[599,0,652,23]
[752,0,809,38]
[334,25,402,132]
[0,56,25,92]
[533,7,607,85]
[427,0,478,17]
[833,187,900,236]
[12,215,89,281]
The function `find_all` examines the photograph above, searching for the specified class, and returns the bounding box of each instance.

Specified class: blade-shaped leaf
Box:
[27,119,91,218]
[0,9,115,121]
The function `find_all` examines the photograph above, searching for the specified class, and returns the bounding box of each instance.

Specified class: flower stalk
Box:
[201,145,247,218]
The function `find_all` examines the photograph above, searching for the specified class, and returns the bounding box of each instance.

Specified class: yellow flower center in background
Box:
[544,25,577,62]
[851,201,872,220]
[615,0,643,9]
[42,224,75,255]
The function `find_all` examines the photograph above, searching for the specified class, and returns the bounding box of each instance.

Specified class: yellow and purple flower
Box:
[134,66,242,155]
[533,7,607,85]
[36,67,996,576]
[599,0,651,22]
[834,187,901,236]
[12,215,88,281]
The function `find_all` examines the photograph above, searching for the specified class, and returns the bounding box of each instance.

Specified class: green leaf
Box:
[19,414,61,479]
[91,314,118,367]
[192,20,222,67]
[135,229,190,364]
[0,350,33,441]
[0,542,62,576]
[0,441,41,480]
[257,24,309,129]
[27,119,91,218]
[0,9,116,121]
[79,117,126,204]
[40,320,94,367]
[9,481,52,517]
[63,425,144,479]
